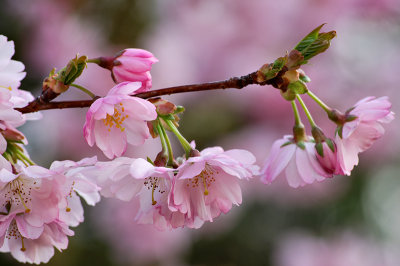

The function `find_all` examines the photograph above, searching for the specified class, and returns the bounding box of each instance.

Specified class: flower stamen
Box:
[102,105,129,132]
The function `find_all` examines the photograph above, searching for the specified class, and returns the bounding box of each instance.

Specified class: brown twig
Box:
[16,71,274,114]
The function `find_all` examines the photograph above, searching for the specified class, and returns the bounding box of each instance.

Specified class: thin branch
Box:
[17,71,273,114]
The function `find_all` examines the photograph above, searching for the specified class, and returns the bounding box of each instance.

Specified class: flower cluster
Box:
[0,24,395,264]
[261,94,393,188]
[0,36,102,263]
[91,147,259,230]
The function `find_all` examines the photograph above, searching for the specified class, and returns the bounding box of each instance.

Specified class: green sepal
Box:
[174,106,185,114]
[296,141,306,150]
[315,142,324,157]
[58,55,88,85]
[335,126,343,139]
[6,140,24,144]
[262,56,288,80]
[345,115,358,122]
[281,89,296,101]
[146,157,155,165]
[299,73,311,83]
[326,138,335,152]
[152,121,160,135]
[288,80,308,94]
[160,114,175,121]
[280,141,293,148]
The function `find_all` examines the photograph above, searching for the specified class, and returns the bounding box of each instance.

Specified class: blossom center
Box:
[65,181,76,212]
[3,177,38,213]
[102,103,129,132]
[6,220,26,251]
[144,177,166,205]
[186,165,217,196]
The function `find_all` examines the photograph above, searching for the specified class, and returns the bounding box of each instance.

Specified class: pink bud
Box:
[112,49,158,93]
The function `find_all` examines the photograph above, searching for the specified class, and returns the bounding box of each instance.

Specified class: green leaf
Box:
[294,24,325,52]
[302,31,336,61]
[288,80,308,94]
[294,24,336,64]
[262,56,288,80]
[59,55,88,85]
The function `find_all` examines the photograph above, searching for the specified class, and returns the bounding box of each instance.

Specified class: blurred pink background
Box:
[1,0,399,265]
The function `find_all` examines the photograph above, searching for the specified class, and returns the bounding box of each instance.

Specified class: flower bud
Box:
[149,98,177,115]
[328,109,346,125]
[41,72,69,102]
[58,55,88,86]
[2,127,25,142]
[315,141,342,175]
[99,49,158,93]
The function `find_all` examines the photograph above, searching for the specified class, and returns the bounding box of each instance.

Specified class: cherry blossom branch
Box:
[17,71,274,114]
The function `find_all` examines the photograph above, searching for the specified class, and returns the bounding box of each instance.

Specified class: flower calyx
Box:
[292,124,308,149]
[151,98,184,131]
[311,126,335,157]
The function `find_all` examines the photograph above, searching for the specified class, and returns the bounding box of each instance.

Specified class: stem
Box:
[158,122,174,166]
[296,95,316,127]
[15,151,35,166]
[17,71,269,114]
[291,100,302,126]
[87,58,101,64]
[2,153,13,164]
[157,123,168,155]
[70,84,96,99]
[163,119,192,158]
[307,91,332,114]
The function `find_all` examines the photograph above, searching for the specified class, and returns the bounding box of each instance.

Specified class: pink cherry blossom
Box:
[336,96,394,175]
[0,89,26,153]
[261,136,330,188]
[83,81,157,159]
[315,142,344,176]
[0,35,26,92]
[0,35,37,112]
[170,147,259,228]
[50,156,101,227]
[0,219,73,264]
[93,157,185,230]
[0,164,69,263]
[112,49,158,93]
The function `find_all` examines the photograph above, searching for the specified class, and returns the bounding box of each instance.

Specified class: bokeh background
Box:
[1,0,400,265]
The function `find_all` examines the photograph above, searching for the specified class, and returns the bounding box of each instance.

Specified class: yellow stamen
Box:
[0,85,12,91]
[17,189,31,213]
[201,172,209,195]
[21,237,26,252]
[151,184,157,205]
[102,106,129,132]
